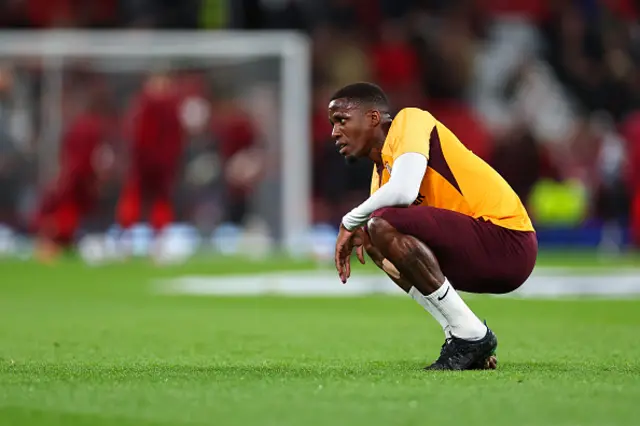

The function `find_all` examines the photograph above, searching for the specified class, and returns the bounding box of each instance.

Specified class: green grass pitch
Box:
[1,253,639,426]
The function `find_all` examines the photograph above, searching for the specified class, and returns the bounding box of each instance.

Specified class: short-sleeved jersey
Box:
[371,108,534,232]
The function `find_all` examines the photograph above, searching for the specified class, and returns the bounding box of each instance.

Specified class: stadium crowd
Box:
[0,0,638,251]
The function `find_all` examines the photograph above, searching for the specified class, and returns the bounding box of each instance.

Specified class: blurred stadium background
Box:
[0,0,637,294]
[0,0,639,265]
[1,2,640,425]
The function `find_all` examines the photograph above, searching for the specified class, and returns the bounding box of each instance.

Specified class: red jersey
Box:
[59,112,105,180]
[129,92,184,170]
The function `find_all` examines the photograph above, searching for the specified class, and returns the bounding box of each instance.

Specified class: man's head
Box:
[145,71,174,98]
[328,82,391,164]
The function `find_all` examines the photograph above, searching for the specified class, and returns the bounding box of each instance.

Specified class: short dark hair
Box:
[330,82,389,111]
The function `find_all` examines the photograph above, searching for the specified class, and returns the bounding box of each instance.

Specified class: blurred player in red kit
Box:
[116,72,184,243]
[621,112,640,248]
[629,127,640,248]
[34,88,113,262]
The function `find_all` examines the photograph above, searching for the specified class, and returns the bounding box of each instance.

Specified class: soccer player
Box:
[330,82,538,370]
[34,99,110,262]
[116,72,184,240]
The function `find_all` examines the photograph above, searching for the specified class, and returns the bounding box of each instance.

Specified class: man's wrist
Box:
[341,215,359,232]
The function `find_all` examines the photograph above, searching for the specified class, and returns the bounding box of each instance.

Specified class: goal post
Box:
[0,30,311,254]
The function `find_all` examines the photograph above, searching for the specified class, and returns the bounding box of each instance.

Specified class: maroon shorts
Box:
[369,206,538,294]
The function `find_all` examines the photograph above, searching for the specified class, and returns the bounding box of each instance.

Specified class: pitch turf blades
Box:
[1,260,639,426]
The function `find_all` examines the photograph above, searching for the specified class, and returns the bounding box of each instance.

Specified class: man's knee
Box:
[366,216,398,249]
[368,213,444,288]
[362,229,402,280]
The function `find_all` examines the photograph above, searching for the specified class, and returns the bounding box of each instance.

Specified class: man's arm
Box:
[341,152,428,231]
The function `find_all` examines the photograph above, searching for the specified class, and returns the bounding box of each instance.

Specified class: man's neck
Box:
[368,130,389,165]
[368,120,392,164]
[369,143,384,165]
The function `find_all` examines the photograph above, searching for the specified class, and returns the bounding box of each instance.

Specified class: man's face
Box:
[328,98,374,163]
[145,74,173,98]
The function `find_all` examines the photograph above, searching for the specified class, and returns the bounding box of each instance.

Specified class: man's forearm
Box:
[341,153,428,230]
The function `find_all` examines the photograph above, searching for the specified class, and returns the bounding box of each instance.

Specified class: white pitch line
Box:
[155,268,640,298]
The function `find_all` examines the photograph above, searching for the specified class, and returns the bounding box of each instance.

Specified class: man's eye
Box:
[339,118,346,125]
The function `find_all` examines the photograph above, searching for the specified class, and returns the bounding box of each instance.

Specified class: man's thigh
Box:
[370,206,538,294]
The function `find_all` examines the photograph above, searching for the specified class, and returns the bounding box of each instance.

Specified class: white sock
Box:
[413,279,487,341]
[409,286,452,339]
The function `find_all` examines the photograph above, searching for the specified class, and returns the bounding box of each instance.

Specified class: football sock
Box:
[412,279,487,341]
[408,286,451,339]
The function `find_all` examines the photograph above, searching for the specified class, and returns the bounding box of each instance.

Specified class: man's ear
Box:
[368,110,381,127]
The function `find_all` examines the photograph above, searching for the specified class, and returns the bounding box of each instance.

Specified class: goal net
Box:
[0,30,311,257]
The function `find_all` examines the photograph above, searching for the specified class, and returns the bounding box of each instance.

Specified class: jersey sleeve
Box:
[387,108,435,161]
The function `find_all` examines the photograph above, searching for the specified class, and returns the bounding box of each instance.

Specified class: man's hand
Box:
[334,225,366,284]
